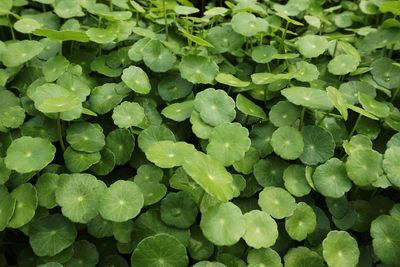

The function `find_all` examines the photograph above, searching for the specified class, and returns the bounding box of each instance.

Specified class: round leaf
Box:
[285,202,317,241]
[371,215,400,266]
[55,173,107,223]
[112,101,146,128]
[300,126,335,165]
[66,122,105,153]
[5,136,56,173]
[194,88,236,126]
[179,55,219,84]
[131,233,188,267]
[29,214,77,257]
[99,180,144,222]
[243,210,278,249]
[322,231,360,267]
[200,202,245,246]
[295,35,329,58]
[121,66,151,94]
[207,122,251,166]
[312,158,352,198]
[328,55,359,75]
[258,187,296,219]
[271,126,304,160]
[183,152,235,202]
[160,191,198,229]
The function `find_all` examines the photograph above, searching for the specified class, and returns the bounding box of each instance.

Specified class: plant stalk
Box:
[163,0,168,40]
[57,113,66,152]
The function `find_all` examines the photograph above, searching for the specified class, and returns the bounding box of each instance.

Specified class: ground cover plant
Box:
[1,0,400,266]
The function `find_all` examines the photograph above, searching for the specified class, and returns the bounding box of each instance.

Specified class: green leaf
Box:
[8,183,37,228]
[28,83,82,113]
[327,86,348,120]
[63,147,101,173]
[236,94,267,120]
[322,231,360,267]
[55,173,106,223]
[283,165,311,197]
[207,122,251,166]
[243,210,278,249]
[271,126,304,160]
[300,126,335,166]
[371,215,400,266]
[269,101,301,127]
[145,141,196,168]
[105,128,135,165]
[14,18,42,33]
[121,66,151,94]
[371,57,400,89]
[312,158,352,198]
[251,45,278,64]
[194,88,236,126]
[5,136,56,173]
[98,180,144,222]
[345,149,383,186]
[281,87,333,110]
[0,185,16,231]
[284,247,324,267]
[258,187,296,219]
[328,55,359,75]
[179,29,215,48]
[182,152,235,202]
[231,12,269,37]
[2,40,44,67]
[33,28,90,42]
[29,214,77,257]
[179,55,219,84]
[42,55,69,82]
[66,122,105,153]
[112,101,146,128]
[142,39,176,72]
[161,101,194,122]
[200,202,245,246]
[160,191,198,229]
[285,202,316,241]
[216,73,250,87]
[295,35,329,58]
[131,234,188,267]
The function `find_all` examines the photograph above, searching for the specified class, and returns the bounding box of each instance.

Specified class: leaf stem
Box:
[348,113,362,138]
[57,113,66,152]
[7,15,16,40]
[391,87,400,103]
[299,107,306,129]
[163,0,168,41]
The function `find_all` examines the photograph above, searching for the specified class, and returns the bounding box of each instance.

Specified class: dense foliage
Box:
[1,0,400,266]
